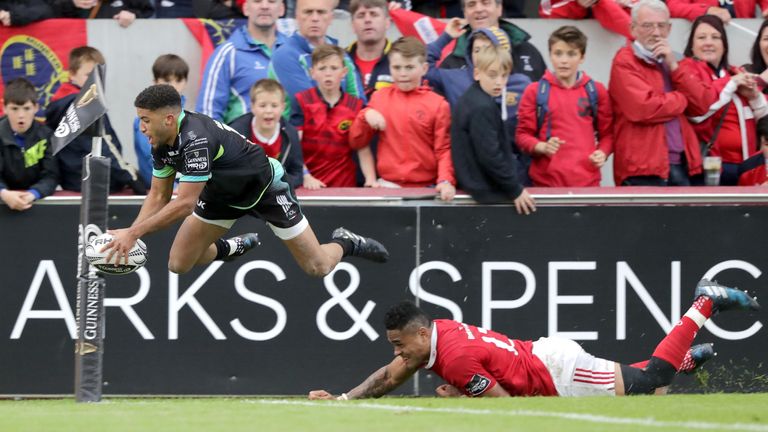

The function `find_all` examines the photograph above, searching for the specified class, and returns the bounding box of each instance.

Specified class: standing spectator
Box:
[45,46,144,194]
[269,0,366,115]
[196,0,287,123]
[0,78,58,211]
[347,0,393,99]
[738,116,768,186]
[451,45,535,213]
[192,0,246,18]
[516,25,613,187]
[746,20,768,95]
[679,15,768,185]
[538,0,632,39]
[51,0,155,27]
[229,79,304,189]
[349,37,456,201]
[134,54,190,189]
[666,0,768,22]
[609,0,708,186]
[0,0,55,27]
[438,0,546,82]
[291,45,375,188]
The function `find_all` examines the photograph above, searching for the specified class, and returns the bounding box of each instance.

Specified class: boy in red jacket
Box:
[349,36,456,201]
[516,26,613,187]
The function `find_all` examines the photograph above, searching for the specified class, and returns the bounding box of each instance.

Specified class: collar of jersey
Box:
[176,110,186,135]
[425,321,438,369]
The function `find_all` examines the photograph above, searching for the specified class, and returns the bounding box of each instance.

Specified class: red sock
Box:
[692,296,713,319]
[650,297,712,368]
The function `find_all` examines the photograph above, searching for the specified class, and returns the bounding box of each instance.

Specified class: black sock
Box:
[331,238,352,257]
[621,357,677,395]
[214,238,230,260]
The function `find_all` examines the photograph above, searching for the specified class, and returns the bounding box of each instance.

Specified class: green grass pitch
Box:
[1,394,767,432]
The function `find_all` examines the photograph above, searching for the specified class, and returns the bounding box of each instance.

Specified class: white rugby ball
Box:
[85,233,148,275]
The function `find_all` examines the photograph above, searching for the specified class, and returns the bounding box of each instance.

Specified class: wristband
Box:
[336,393,349,400]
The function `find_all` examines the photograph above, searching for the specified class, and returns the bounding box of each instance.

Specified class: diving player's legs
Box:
[282,224,344,277]
[168,214,229,274]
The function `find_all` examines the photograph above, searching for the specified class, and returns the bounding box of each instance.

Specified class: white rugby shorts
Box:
[532,336,616,397]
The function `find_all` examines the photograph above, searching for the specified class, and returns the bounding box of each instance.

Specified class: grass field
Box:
[1,394,767,432]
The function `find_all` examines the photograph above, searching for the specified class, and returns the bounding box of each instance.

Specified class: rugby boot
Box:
[221,233,261,262]
[678,343,716,375]
[694,279,760,314]
[332,227,389,263]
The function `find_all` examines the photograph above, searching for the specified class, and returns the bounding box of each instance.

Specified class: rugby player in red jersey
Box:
[309,279,759,399]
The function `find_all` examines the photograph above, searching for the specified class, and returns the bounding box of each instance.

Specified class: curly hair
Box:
[134,84,181,111]
[384,301,430,331]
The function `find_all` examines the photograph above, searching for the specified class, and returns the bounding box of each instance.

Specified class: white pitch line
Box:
[250,399,768,432]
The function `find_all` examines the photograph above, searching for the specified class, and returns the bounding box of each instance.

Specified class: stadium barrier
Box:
[0,188,766,395]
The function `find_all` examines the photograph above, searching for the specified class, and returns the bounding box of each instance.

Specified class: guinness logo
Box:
[76,83,98,108]
[75,341,98,355]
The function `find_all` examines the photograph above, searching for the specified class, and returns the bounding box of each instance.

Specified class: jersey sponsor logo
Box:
[196,200,206,209]
[184,148,210,174]
[276,194,297,220]
[465,374,491,396]
[337,120,352,132]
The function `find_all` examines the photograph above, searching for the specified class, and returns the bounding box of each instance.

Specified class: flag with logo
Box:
[51,64,108,155]
[0,19,87,117]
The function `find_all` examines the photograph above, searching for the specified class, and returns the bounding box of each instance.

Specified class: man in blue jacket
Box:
[196,0,287,123]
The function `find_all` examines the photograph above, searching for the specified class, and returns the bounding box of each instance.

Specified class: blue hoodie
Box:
[196,26,287,123]
[426,28,531,122]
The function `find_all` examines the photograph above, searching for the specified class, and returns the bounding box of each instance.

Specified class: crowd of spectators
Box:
[2,0,768,213]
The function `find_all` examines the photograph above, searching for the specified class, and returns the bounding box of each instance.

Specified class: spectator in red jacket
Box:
[678,15,768,185]
[608,0,709,186]
[666,0,768,22]
[516,25,613,187]
[538,0,633,39]
[738,116,768,185]
[745,20,768,96]
[349,37,456,201]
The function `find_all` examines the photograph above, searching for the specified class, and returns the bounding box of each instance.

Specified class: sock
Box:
[650,297,712,368]
[621,357,677,395]
[214,238,230,260]
[678,349,696,373]
[630,360,648,369]
[331,238,352,257]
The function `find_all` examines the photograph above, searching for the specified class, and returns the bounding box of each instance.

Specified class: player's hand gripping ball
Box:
[85,233,147,275]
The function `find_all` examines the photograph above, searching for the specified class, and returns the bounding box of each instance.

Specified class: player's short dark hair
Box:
[384,301,430,331]
[68,46,105,73]
[3,77,38,106]
[152,54,189,81]
[311,44,346,67]
[548,25,588,55]
[389,37,426,62]
[134,84,182,111]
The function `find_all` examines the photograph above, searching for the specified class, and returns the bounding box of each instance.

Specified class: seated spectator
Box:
[156,0,195,17]
[46,46,145,194]
[538,0,633,39]
[451,45,535,213]
[52,0,155,27]
[516,25,613,187]
[680,15,768,185]
[745,20,768,95]
[0,78,58,211]
[196,0,287,123]
[437,0,546,82]
[229,79,304,189]
[666,0,766,22]
[609,0,709,186]
[290,45,374,188]
[426,21,531,184]
[738,116,768,186]
[192,0,246,18]
[269,0,366,115]
[349,37,456,200]
[134,54,190,189]
[0,0,55,27]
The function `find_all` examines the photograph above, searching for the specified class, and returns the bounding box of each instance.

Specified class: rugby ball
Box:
[85,233,148,275]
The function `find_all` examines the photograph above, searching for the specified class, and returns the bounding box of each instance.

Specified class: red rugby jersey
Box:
[425,319,558,397]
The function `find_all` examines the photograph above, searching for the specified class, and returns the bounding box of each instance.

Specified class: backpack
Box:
[535,77,599,141]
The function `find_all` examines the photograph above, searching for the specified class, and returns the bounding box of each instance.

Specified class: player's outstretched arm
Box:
[309,356,416,400]
[132,175,176,226]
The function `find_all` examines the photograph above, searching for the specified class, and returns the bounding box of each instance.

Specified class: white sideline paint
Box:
[251,399,768,432]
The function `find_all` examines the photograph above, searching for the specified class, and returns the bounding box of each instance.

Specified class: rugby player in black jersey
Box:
[103,84,388,275]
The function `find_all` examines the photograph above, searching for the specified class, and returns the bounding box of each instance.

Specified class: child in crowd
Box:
[45,46,144,194]
[426,21,532,186]
[229,79,304,189]
[515,25,613,187]
[134,53,189,189]
[290,45,375,189]
[349,36,456,201]
[451,45,535,214]
[738,116,768,186]
[0,78,58,211]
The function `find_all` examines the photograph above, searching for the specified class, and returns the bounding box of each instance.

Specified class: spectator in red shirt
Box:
[347,0,394,99]
[517,25,613,187]
[291,45,376,188]
[349,36,456,201]
[538,0,633,39]
[738,115,768,186]
[666,0,768,22]
[609,0,709,186]
[746,20,768,90]
[678,15,768,185]
[309,280,758,399]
